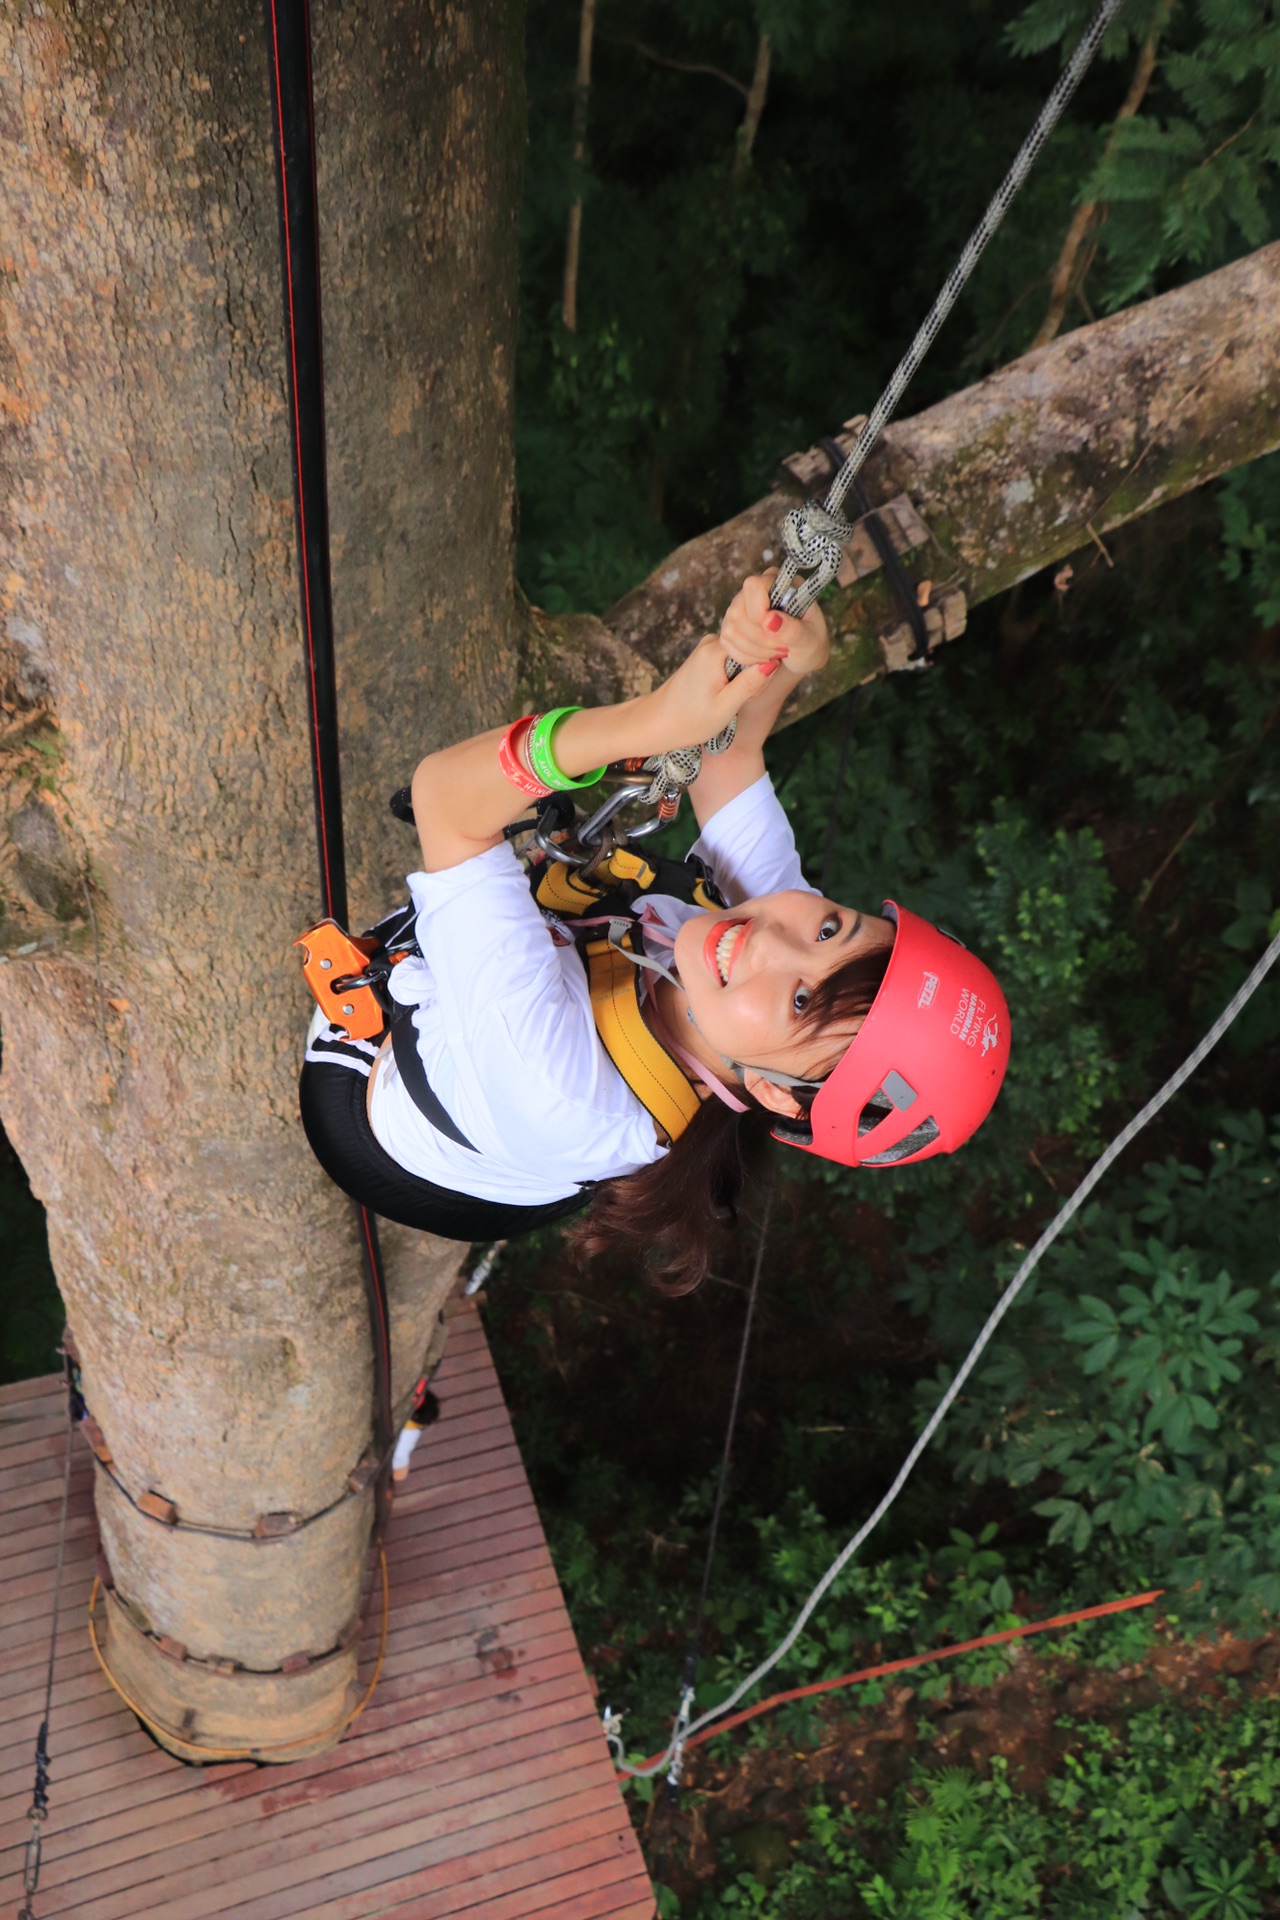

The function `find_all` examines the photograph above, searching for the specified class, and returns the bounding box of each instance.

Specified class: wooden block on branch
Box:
[777,414,868,492]
[879,589,967,672]
[81,1414,113,1465]
[835,494,931,586]
[253,1511,299,1540]
[138,1490,179,1526]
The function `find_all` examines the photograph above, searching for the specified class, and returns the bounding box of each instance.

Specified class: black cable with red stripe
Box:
[265,0,394,1511]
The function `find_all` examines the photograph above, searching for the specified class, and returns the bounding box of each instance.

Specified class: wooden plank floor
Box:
[0,1302,654,1920]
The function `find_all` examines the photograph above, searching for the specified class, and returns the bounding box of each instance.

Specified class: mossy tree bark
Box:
[0,0,523,1756]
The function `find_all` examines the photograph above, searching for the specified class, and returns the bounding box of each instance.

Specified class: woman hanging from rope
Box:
[299,571,1009,1292]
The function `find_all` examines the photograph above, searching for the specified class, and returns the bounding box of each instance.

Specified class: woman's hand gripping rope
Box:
[633,572,831,818]
[720,569,831,682]
[625,634,783,822]
[646,628,788,753]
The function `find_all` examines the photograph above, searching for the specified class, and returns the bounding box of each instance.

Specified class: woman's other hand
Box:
[720,569,830,680]
[650,632,783,750]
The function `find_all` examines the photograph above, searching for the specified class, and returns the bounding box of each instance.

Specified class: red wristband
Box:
[498,715,551,798]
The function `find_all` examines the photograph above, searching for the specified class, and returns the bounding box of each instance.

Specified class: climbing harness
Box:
[607,921,1280,1777]
[300,796,731,1156]
[266,0,394,1507]
[16,1355,75,1920]
[311,764,1010,1175]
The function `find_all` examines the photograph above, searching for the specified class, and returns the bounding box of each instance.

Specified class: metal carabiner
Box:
[332,964,392,993]
[533,827,583,867]
[577,783,653,846]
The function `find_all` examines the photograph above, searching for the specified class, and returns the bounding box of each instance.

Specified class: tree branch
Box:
[1032,0,1172,349]
[733,32,772,176]
[603,32,750,101]
[561,0,598,333]
[518,244,1280,724]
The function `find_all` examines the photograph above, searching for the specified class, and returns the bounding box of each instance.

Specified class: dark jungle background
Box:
[5,0,1280,1910]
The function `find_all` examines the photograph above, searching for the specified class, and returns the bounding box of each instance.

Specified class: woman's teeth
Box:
[716,924,740,984]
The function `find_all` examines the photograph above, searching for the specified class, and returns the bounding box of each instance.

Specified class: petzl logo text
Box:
[918,971,939,1009]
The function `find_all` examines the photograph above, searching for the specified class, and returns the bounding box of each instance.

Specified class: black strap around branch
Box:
[265,0,394,1501]
[818,437,930,663]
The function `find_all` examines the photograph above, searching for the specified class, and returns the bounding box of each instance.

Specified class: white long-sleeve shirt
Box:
[367,774,815,1204]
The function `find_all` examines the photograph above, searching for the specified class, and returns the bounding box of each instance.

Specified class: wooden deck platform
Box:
[0,1302,654,1919]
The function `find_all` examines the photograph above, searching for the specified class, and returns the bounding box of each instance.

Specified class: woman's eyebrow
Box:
[838,911,863,946]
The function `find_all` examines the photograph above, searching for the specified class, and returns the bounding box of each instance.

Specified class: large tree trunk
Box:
[0,0,523,1756]
[531,242,1280,718]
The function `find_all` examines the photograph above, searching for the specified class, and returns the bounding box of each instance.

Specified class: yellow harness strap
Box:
[533,845,659,917]
[585,931,702,1143]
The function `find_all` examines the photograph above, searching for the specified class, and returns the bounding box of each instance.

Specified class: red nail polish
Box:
[761,659,781,677]
[764,612,783,633]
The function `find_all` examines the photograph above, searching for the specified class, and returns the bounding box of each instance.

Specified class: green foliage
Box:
[1220,447,1280,629]
[519,0,1280,606]
[975,806,1123,1141]
[1008,0,1280,313]
[517,318,667,612]
[689,1691,1280,1918]
[927,1114,1280,1624]
[0,1135,61,1385]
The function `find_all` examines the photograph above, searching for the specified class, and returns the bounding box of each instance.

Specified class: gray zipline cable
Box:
[828,0,1125,515]
[641,0,1129,817]
[773,0,1129,618]
[609,924,1280,1777]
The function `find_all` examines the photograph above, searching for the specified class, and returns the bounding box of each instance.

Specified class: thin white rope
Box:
[612,924,1280,1775]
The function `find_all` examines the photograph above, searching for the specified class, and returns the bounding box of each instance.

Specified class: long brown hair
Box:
[568,941,892,1295]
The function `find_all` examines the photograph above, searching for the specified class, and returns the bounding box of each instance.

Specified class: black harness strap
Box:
[266,0,394,1504]
[390,1009,480,1154]
[818,436,930,663]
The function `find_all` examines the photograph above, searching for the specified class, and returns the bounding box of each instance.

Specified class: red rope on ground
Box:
[620,1587,1164,1777]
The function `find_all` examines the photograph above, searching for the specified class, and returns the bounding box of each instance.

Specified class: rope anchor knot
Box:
[774,499,854,617]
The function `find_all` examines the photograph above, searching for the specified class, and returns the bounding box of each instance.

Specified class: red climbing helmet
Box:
[777,902,1010,1168]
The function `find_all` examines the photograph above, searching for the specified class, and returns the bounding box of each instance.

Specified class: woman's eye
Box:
[818,916,840,941]
[793,985,812,1014]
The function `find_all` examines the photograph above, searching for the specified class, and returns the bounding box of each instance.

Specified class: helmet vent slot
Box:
[881,1070,918,1111]
[863,1115,941,1166]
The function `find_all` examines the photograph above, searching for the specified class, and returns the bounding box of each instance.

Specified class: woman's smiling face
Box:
[663,890,895,1097]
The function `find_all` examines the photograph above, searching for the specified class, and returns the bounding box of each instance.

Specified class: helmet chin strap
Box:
[680,996,825,1098]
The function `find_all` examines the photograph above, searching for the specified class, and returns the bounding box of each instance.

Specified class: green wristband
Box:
[527,706,606,791]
